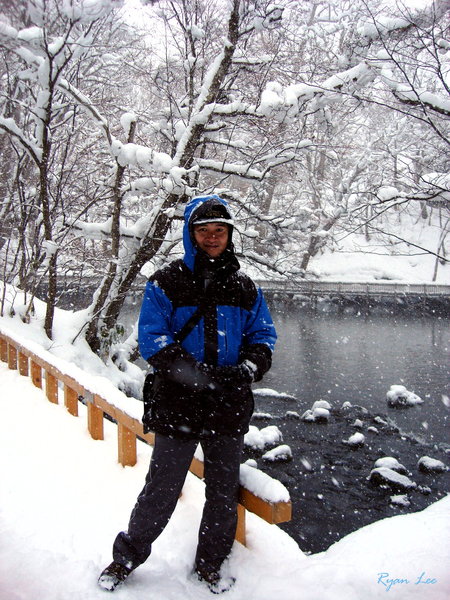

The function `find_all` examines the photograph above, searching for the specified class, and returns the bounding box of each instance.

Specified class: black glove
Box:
[214,359,257,387]
[239,344,272,382]
[149,343,221,392]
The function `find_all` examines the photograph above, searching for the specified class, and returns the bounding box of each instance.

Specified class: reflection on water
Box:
[258,304,450,442]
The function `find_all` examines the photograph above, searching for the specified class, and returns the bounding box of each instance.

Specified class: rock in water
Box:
[344,432,365,447]
[374,456,408,474]
[262,444,293,463]
[386,384,423,407]
[417,456,448,473]
[368,467,417,491]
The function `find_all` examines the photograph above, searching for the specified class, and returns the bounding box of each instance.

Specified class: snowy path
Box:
[0,362,449,600]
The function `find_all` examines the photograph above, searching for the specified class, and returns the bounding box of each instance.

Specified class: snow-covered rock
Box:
[312,400,332,411]
[312,407,330,422]
[390,494,411,507]
[386,384,423,407]
[343,432,365,447]
[285,410,300,419]
[262,444,293,463]
[368,467,417,491]
[418,456,448,473]
[301,409,315,422]
[374,456,408,475]
[301,400,332,423]
[244,425,283,450]
[253,388,296,400]
[353,419,364,429]
[252,412,273,420]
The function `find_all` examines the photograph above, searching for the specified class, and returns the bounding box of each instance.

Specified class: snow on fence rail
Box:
[255,280,450,297]
[0,328,291,546]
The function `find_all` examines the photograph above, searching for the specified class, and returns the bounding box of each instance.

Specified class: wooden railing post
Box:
[87,394,104,440]
[236,504,246,546]
[64,384,79,416]
[118,423,137,467]
[0,337,7,362]
[18,351,29,376]
[45,371,58,404]
[7,343,17,370]
[30,360,42,388]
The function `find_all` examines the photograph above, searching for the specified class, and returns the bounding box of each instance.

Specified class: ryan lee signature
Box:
[377,572,438,592]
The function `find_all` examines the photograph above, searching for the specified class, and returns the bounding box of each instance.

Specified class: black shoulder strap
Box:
[174,282,216,344]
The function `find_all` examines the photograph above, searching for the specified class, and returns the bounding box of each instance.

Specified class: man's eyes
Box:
[196,227,226,234]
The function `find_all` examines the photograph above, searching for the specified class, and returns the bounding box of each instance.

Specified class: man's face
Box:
[193,222,229,258]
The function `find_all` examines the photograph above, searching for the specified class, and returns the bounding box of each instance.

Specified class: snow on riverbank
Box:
[307,209,449,284]
[1,361,449,600]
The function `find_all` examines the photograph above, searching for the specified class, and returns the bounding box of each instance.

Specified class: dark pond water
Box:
[256,302,450,442]
[246,300,450,553]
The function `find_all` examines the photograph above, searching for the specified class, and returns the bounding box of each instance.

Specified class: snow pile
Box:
[369,453,448,496]
[301,400,332,423]
[239,463,290,503]
[262,444,292,463]
[390,494,411,508]
[386,384,423,407]
[244,424,283,450]
[253,387,296,400]
[374,456,408,474]
[285,410,301,419]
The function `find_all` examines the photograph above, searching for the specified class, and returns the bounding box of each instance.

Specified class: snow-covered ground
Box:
[1,361,449,600]
[0,217,448,599]
[308,225,448,284]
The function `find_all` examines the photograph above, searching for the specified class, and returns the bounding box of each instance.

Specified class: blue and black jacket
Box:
[139,195,277,438]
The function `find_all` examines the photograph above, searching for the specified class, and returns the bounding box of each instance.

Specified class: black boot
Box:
[98,561,132,591]
[195,566,236,594]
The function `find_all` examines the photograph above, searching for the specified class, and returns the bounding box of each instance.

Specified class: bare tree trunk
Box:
[40,114,57,340]
[85,120,136,353]
[300,210,344,272]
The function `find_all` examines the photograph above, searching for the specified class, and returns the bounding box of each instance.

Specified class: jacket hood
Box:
[183,195,234,271]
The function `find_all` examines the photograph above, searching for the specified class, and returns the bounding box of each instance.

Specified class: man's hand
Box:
[214,359,257,387]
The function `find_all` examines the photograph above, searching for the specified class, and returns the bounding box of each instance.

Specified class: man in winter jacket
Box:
[98,195,277,594]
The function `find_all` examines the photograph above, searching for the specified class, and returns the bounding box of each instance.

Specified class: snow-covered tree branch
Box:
[0,0,448,361]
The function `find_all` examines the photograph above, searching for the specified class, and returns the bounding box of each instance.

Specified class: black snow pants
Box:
[112,432,244,574]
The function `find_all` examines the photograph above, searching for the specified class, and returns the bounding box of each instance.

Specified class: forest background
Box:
[0,0,448,373]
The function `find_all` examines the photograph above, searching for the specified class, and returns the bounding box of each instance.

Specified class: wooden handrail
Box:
[0,329,291,546]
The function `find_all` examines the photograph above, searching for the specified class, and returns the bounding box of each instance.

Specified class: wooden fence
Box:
[0,329,291,546]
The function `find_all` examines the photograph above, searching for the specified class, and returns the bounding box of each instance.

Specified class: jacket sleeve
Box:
[240,287,277,381]
[138,280,177,361]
